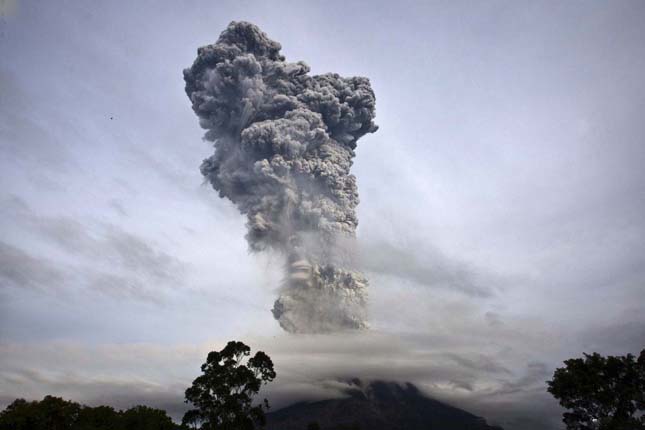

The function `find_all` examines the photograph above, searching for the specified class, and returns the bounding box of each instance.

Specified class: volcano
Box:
[265,380,503,430]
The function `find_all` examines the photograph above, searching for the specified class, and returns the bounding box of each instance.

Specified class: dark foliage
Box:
[183,340,276,430]
[0,395,181,430]
[547,348,645,430]
[120,405,179,430]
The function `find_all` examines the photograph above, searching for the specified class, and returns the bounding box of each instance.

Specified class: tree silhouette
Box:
[120,405,178,430]
[0,396,180,430]
[75,405,119,430]
[547,348,645,430]
[182,409,202,429]
[183,340,276,430]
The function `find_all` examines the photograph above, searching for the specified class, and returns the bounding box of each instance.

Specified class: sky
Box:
[1,1,645,429]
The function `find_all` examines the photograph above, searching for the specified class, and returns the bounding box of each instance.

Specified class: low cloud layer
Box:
[0,331,564,430]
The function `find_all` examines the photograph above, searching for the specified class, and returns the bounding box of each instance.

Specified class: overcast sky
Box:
[1,1,644,429]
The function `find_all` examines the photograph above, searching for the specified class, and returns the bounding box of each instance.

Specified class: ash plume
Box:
[184,21,378,333]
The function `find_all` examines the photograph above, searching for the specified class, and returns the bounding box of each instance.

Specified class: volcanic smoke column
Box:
[184,22,378,333]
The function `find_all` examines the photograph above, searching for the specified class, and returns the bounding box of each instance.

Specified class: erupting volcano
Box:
[184,21,378,333]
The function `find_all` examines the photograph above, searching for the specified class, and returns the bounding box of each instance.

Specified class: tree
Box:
[0,396,81,430]
[0,397,182,430]
[120,405,179,430]
[75,405,119,430]
[0,399,39,430]
[547,348,645,430]
[182,409,202,430]
[183,341,276,430]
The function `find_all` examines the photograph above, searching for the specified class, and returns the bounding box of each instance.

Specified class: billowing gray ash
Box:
[184,21,378,333]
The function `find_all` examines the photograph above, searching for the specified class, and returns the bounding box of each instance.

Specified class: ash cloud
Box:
[184,22,378,333]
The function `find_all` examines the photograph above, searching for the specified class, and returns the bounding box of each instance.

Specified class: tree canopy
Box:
[183,340,276,430]
[547,348,645,430]
[0,395,181,430]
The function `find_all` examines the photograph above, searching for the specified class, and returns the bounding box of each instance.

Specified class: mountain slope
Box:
[265,380,502,430]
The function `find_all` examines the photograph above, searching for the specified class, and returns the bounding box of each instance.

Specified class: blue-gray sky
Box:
[1,1,644,429]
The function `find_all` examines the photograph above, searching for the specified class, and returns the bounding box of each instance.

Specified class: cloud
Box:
[576,320,645,356]
[441,352,512,376]
[0,342,199,419]
[87,272,164,304]
[0,0,18,17]
[0,367,189,418]
[183,21,379,333]
[496,362,550,395]
[0,70,76,171]
[251,333,563,430]
[0,242,67,291]
[0,332,563,428]
[108,199,128,217]
[484,311,504,327]
[358,239,510,298]
[0,196,186,303]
